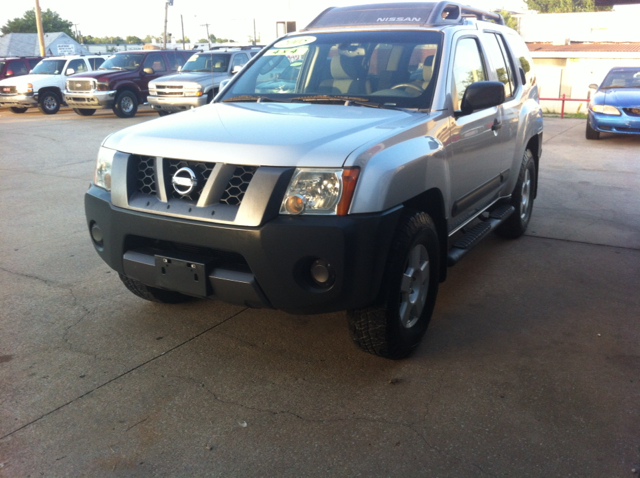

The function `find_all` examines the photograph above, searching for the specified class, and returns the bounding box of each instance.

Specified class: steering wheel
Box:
[391,83,424,94]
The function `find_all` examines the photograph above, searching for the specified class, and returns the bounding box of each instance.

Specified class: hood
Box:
[0,73,57,86]
[71,69,130,80]
[151,71,212,84]
[104,102,427,168]
[596,88,640,107]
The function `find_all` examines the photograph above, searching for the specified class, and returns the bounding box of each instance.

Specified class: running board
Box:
[447,205,515,266]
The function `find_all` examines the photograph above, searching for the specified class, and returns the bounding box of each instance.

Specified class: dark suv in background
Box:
[0,57,42,81]
[64,50,195,117]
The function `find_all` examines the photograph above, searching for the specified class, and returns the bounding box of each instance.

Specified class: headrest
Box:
[331,54,362,80]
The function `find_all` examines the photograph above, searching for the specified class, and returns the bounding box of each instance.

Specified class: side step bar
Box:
[447,205,515,266]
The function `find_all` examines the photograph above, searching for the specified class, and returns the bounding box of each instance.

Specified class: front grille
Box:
[0,85,17,94]
[67,80,93,92]
[166,159,215,202]
[135,156,157,196]
[220,166,257,205]
[624,108,640,117]
[155,85,184,97]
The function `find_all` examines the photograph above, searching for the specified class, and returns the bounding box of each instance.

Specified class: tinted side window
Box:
[28,58,41,69]
[11,60,28,75]
[166,52,186,71]
[232,53,249,69]
[89,57,105,69]
[67,59,88,74]
[143,53,166,72]
[483,32,514,98]
[506,33,535,87]
[452,37,486,110]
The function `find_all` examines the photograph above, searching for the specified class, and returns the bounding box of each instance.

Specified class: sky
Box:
[1,0,639,44]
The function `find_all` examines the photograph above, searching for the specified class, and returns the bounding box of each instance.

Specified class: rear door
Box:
[137,52,168,99]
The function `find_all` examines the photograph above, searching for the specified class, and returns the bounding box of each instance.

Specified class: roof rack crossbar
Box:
[427,2,504,25]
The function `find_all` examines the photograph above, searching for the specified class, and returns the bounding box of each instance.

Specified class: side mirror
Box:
[460,81,505,116]
[589,83,598,89]
[65,68,75,76]
[143,67,155,75]
[231,65,243,75]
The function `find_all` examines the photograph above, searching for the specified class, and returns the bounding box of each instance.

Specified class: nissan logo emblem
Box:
[172,167,198,195]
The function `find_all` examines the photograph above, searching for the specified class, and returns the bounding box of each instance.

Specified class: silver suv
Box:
[85,2,543,359]
[147,47,261,115]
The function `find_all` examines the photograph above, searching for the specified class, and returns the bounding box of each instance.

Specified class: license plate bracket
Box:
[155,255,209,297]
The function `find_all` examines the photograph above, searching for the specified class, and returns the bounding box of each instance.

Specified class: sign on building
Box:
[57,44,76,55]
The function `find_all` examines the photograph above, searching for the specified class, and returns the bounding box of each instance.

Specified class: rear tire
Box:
[119,274,192,304]
[38,91,60,115]
[10,107,28,114]
[495,149,536,239]
[347,209,440,359]
[112,90,138,118]
[585,120,600,140]
[73,108,96,116]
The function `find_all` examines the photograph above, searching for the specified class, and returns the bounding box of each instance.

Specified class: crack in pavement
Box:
[0,308,246,441]
[179,375,496,476]
[524,232,640,251]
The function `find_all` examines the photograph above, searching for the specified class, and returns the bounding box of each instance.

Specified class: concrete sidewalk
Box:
[0,111,638,476]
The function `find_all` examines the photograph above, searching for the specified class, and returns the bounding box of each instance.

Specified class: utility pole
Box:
[181,14,185,50]
[73,23,80,39]
[163,1,169,49]
[201,23,211,48]
[253,19,256,46]
[34,0,46,56]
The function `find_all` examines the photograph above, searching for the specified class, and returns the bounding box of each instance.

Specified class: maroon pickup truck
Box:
[63,50,195,117]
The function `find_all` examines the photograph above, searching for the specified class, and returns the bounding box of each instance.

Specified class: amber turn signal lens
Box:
[337,168,360,216]
[284,195,305,215]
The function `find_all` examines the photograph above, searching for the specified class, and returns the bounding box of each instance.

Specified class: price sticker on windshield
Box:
[274,36,316,49]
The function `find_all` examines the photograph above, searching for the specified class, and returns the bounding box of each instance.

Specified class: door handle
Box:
[492,119,502,131]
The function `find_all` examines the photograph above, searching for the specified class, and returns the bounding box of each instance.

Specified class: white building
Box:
[519,11,640,113]
[0,32,90,57]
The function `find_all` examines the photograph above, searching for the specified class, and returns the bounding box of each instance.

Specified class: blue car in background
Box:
[587,67,640,139]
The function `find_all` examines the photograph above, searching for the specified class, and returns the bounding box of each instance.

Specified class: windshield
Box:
[219,30,442,109]
[601,68,640,89]
[182,53,230,72]
[99,53,144,71]
[31,60,66,75]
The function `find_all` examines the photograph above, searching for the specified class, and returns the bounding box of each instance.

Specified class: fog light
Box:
[90,222,104,246]
[310,259,334,287]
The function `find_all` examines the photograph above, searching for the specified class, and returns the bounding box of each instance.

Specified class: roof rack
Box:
[302,1,504,31]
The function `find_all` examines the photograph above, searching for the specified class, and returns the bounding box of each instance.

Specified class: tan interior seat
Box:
[318,53,370,95]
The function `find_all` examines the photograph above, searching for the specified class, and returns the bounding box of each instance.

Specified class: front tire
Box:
[73,108,96,116]
[38,91,60,115]
[112,90,138,118]
[118,274,192,304]
[10,107,28,114]
[495,149,536,239]
[347,210,440,359]
[586,120,600,140]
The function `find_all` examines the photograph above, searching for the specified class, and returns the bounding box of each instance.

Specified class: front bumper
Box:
[148,95,208,112]
[0,93,38,108]
[64,90,116,109]
[589,110,640,135]
[85,185,401,314]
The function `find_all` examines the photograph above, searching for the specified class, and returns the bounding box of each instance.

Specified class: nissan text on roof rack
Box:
[85,2,543,359]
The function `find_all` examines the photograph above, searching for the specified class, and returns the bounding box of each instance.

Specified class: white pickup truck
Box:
[0,55,105,114]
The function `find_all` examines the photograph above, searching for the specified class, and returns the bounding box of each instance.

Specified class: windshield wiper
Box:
[290,95,398,109]
[221,95,278,103]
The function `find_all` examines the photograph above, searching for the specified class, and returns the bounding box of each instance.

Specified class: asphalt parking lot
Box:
[0,106,639,477]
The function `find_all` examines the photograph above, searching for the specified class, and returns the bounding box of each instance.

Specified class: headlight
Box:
[96,81,109,91]
[280,168,359,216]
[591,104,621,116]
[94,146,116,191]
[17,83,33,94]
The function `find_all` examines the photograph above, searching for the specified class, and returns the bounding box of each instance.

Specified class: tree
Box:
[176,36,190,43]
[496,10,519,31]
[126,35,142,44]
[1,8,74,36]
[525,0,611,13]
